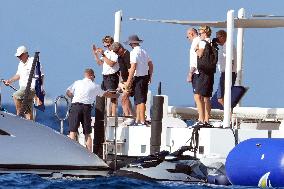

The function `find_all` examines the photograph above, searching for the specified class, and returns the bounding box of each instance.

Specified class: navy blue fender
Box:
[225,138,284,187]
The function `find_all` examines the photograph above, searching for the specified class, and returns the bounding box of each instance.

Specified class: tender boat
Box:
[0,111,109,178]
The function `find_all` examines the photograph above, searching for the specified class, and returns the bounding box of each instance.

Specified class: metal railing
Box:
[54,95,70,134]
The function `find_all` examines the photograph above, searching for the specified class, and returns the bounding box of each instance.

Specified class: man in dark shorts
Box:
[111,42,133,117]
[124,35,153,125]
[195,25,215,125]
[215,30,237,106]
[66,68,118,151]
[186,28,204,125]
[92,36,119,116]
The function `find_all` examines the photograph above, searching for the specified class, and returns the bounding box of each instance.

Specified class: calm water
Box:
[1,104,258,189]
[0,174,260,189]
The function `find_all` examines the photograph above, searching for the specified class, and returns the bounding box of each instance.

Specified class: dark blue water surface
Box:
[1,104,259,189]
[0,174,259,189]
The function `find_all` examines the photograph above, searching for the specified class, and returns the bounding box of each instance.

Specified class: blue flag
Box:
[34,60,45,112]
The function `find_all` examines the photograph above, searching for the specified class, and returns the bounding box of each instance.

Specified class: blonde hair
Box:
[199,25,212,37]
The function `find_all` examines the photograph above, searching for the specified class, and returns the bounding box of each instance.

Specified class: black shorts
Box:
[68,103,92,134]
[132,75,149,105]
[192,73,199,94]
[195,72,214,97]
[101,72,119,91]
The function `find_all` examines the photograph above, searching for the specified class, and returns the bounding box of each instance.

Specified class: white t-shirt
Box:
[67,78,105,104]
[199,37,211,49]
[217,42,237,73]
[130,46,151,77]
[102,49,119,75]
[16,57,44,89]
[189,36,200,74]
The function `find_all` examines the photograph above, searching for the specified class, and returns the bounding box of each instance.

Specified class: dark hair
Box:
[216,30,227,38]
[191,28,198,35]
[102,36,114,44]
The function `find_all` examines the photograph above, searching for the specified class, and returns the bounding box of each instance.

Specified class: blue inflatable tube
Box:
[226,138,284,187]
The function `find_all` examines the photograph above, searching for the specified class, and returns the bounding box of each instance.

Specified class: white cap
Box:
[15,46,28,57]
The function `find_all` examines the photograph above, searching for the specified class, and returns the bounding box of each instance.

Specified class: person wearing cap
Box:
[92,36,119,116]
[111,42,133,117]
[124,35,154,125]
[66,68,119,152]
[4,46,44,120]
[194,25,215,126]
[215,30,237,106]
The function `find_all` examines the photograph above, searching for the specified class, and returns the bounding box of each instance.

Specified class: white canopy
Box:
[129,17,284,28]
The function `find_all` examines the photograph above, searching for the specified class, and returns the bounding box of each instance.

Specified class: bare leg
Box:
[195,94,205,123]
[70,131,77,141]
[121,93,133,116]
[111,98,117,116]
[13,97,22,115]
[218,98,224,106]
[25,112,33,120]
[85,134,92,152]
[139,103,146,123]
[204,97,211,123]
[135,104,141,123]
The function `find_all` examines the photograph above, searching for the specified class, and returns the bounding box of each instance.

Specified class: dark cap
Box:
[124,34,143,45]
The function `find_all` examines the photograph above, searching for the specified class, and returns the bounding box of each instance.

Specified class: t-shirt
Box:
[67,78,105,104]
[189,36,200,74]
[130,46,151,77]
[217,42,237,73]
[16,57,44,89]
[102,49,119,75]
[118,50,131,82]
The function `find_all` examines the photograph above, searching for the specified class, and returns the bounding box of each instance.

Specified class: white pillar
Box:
[114,10,122,42]
[236,8,245,107]
[236,8,245,87]
[223,10,234,128]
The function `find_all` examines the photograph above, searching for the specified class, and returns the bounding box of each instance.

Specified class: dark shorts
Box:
[68,103,92,135]
[101,72,119,91]
[192,73,199,94]
[195,72,214,97]
[217,72,237,99]
[133,75,149,105]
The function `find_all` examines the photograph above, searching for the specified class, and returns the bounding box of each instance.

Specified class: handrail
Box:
[54,95,69,134]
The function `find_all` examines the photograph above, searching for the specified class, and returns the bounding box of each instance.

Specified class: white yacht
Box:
[74,9,284,187]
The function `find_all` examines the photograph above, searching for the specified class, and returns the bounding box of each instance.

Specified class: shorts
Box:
[68,103,92,135]
[195,72,214,97]
[132,75,149,105]
[192,73,199,94]
[217,72,237,99]
[13,87,35,113]
[101,72,119,91]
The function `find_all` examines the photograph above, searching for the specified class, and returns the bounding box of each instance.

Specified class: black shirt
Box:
[118,50,131,82]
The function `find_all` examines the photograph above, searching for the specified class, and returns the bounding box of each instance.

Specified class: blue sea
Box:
[1,104,257,189]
